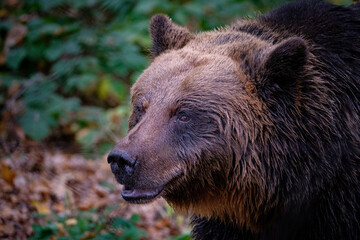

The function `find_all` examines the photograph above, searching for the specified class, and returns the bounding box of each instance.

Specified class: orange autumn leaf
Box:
[30,200,51,214]
[0,163,16,185]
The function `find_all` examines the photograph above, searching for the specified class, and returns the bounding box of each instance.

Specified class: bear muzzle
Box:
[107,149,165,204]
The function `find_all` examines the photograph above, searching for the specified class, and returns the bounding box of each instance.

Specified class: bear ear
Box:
[260,37,308,90]
[149,14,195,57]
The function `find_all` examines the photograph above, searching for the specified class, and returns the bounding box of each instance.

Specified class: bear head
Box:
[108,14,311,231]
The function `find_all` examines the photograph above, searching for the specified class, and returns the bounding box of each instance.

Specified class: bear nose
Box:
[107,150,136,175]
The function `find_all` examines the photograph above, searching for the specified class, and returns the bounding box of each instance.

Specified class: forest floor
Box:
[0,140,190,240]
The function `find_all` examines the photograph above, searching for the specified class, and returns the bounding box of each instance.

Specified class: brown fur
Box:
[109,2,360,239]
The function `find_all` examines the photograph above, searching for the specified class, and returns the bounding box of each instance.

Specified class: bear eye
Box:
[177,114,191,123]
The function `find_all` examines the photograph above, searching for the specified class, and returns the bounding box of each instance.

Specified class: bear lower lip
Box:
[121,186,163,204]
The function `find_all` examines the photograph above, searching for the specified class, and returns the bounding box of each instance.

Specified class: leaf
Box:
[44,40,63,61]
[24,42,46,60]
[123,226,147,239]
[22,81,56,108]
[38,0,65,11]
[129,214,141,224]
[30,200,51,214]
[51,58,77,77]
[75,106,104,123]
[0,19,11,31]
[76,128,98,150]
[0,163,16,185]
[97,75,111,100]
[98,75,128,102]
[109,78,127,102]
[111,217,131,229]
[104,44,148,76]
[29,223,57,240]
[0,53,6,65]
[45,95,81,117]
[4,24,28,53]
[92,232,118,240]
[72,0,98,9]
[174,229,191,240]
[130,71,142,84]
[65,218,78,226]
[65,74,97,92]
[77,28,97,46]
[98,142,114,156]
[38,23,62,36]
[133,1,159,14]
[99,31,127,50]
[75,56,99,72]
[6,47,27,70]
[26,18,44,42]
[100,0,126,11]
[44,38,82,62]
[62,40,81,55]
[18,109,52,140]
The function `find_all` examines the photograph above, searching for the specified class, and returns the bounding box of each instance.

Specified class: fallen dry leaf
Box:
[65,218,77,226]
[0,143,189,240]
[5,0,19,6]
[0,163,16,185]
[0,53,6,65]
[1,223,15,236]
[30,200,51,214]
[4,24,27,55]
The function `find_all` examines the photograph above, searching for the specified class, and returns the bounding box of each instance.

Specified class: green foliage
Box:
[0,0,352,155]
[110,214,147,240]
[30,222,58,240]
[172,229,191,240]
[30,208,147,240]
[0,0,292,155]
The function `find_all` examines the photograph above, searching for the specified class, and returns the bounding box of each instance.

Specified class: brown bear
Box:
[107,1,360,239]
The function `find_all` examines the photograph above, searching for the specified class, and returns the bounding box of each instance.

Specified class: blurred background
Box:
[0,0,353,239]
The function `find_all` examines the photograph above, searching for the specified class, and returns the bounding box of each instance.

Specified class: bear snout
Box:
[107,149,136,184]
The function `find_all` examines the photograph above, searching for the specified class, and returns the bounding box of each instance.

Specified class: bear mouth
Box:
[121,173,184,204]
[121,185,163,204]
